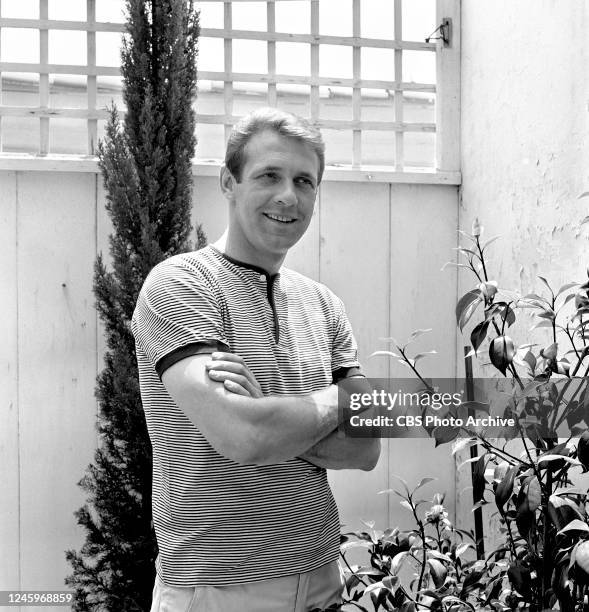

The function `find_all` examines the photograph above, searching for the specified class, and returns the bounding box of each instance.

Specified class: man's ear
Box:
[220,166,237,201]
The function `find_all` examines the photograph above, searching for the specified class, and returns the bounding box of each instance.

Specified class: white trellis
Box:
[0,0,460,173]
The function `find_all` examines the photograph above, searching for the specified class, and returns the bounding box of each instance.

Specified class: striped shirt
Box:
[131,245,360,587]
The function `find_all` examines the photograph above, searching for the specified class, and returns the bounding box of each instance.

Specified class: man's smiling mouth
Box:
[263,213,297,224]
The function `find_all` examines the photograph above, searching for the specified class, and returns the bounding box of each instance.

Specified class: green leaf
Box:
[522,350,537,373]
[530,319,554,330]
[355,567,386,577]
[495,465,518,513]
[557,519,589,536]
[481,235,501,253]
[399,500,413,512]
[472,454,487,503]
[409,328,432,341]
[515,507,535,540]
[538,275,554,297]
[470,320,489,354]
[441,261,472,272]
[370,350,400,359]
[454,246,480,259]
[413,477,437,493]
[341,540,373,552]
[557,282,579,297]
[389,474,411,496]
[457,229,477,243]
[536,309,556,320]
[460,570,484,598]
[501,305,516,328]
[457,455,484,470]
[391,551,409,575]
[507,564,532,596]
[548,495,584,530]
[526,476,541,512]
[428,550,453,563]
[537,454,581,467]
[489,336,515,376]
[413,350,438,363]
[455,543,474,558]
[427,558,448,589]
[451,437,477,456]
[456,290,482,331]
[433,426,460,447]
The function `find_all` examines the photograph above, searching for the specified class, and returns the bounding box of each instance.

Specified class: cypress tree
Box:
[65,2,203,609]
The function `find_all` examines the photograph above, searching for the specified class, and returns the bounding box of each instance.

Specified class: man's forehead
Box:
[242,130,320,175]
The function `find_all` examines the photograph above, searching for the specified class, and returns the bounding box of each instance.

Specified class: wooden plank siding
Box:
[0,170,20,590]
[0,169,459,595]
[16,172,99,591]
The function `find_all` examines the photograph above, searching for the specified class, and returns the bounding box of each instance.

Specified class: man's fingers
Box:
[206,360,263,393]
[223,379,250,397]
[211,352,245,365]
[206,360,248,375]
[208,370,263,398]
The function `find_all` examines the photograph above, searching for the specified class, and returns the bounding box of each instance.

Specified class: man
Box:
[132,107,380,612]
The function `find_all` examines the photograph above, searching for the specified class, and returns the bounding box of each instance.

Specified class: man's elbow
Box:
[214,423,279,466]
[204,421,266,466]
[359,440,381,471]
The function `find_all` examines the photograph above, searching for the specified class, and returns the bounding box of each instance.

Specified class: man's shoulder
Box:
[143,246,221,287]
[281,267,343,306]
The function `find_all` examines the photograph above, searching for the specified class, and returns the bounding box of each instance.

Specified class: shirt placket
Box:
[254,272,280,344]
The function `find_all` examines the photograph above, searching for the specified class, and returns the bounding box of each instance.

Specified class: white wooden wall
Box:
[0,169,459,600]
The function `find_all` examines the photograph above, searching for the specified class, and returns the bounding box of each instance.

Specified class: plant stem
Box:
[554,377,587,430]
[477,437,531,468]
[552,295,557,345]
[571,347,589,376]
[339,551,369,588]
[475,236,489,282]
[518,422,542,483]
[565,324,581,362]
[410,498,428,593]
[503,513,518,558]
[509,363,525,391]
[399,348,435,393]
[541,470,553,607]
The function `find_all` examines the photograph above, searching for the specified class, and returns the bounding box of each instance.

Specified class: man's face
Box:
[221,130,320,267]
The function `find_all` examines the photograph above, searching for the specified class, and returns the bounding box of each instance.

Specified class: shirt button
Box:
[259,274,265,281]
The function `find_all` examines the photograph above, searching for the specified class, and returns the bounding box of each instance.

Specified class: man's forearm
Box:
[163,355,355,465]
[299,375,380,470]
[300,431,380,471]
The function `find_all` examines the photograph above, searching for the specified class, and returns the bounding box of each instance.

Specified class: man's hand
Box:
[209,356,380,471]
[300,376,381,471]
[205,352,264,398]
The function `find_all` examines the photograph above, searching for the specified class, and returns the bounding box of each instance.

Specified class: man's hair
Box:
[224,107,325,184]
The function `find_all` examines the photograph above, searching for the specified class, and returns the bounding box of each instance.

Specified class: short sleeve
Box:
[331,296,361,378]
[131,258,229,378]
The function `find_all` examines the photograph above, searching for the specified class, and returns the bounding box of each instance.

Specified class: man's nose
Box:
[276,179,297,206]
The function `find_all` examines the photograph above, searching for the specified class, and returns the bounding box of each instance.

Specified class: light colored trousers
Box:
[150,560,343,612]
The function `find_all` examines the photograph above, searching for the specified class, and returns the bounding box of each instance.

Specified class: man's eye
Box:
[260,172,279,181]
[296,177,315,189]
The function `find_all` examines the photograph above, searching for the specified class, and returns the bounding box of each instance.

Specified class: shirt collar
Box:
[209,245,280,280]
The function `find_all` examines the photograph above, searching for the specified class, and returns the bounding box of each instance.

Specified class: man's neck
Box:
[213,231,284,275]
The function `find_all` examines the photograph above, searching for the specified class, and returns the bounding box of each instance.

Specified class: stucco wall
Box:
[457,0,589,547]
[460,0,588,292]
